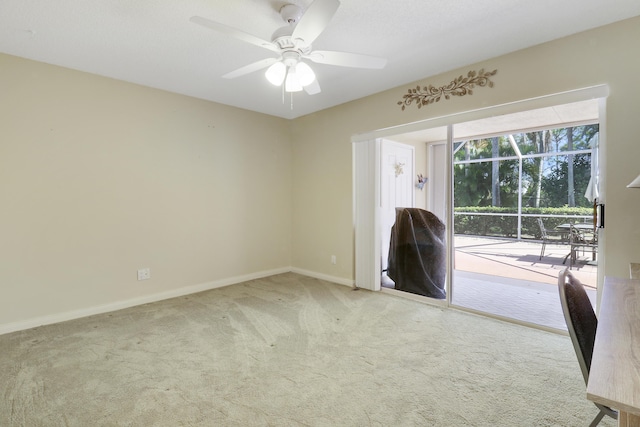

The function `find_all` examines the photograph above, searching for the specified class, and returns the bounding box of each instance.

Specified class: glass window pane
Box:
[513,125,599,154]
[542,153,593,208]
[453,137,515,161]
[454,160,519,209]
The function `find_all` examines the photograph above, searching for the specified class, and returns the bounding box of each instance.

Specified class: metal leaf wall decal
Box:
[398,69,497,110]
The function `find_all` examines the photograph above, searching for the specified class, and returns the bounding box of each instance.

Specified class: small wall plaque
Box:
[398,69,497,111]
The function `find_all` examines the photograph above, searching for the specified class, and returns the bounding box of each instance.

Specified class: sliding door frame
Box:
[353,85,609,308]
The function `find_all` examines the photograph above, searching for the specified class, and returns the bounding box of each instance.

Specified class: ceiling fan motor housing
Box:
[271,26,296,49]
[282,51,301,67]
[272,4,306,50]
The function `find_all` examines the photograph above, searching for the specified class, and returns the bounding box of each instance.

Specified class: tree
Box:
[491,137,501,206]
[542,153,592,208]
[454,162,492,206]
[567,127,575,206]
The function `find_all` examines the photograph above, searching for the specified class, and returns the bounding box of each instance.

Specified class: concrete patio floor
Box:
[454,235,597,288]
[381,235,599,330]
[452,235,598,330]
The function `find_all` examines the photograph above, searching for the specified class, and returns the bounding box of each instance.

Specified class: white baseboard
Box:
[289,267,355,287]
[0,267,290,336]
[0,267,356,336]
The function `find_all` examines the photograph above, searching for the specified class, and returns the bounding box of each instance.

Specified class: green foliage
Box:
[540,153,592,208]
[454,125,598,209]
[453,159,520,207]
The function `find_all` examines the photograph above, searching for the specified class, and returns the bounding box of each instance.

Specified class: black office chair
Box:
[558,269,617,426]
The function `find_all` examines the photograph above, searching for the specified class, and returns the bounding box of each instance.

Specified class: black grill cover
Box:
[387,208,446,299]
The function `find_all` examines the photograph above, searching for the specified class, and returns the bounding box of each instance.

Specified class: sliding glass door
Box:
[449,100,601,329]
[354,87,606,331]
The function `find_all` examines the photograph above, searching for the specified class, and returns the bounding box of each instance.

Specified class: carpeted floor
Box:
[0,273,614,426]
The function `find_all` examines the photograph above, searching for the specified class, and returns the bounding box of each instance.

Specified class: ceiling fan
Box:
[190,0,387,95]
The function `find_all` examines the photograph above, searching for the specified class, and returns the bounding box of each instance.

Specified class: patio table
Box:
[556,223,597,266]
[555,223,595,231]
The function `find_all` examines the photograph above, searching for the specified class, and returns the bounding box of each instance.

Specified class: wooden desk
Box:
[587,276,640,426]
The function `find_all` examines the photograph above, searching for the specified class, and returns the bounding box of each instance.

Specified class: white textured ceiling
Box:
[1,0,639,119]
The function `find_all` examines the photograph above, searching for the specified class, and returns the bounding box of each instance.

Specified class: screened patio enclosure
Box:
[453,124,599,241]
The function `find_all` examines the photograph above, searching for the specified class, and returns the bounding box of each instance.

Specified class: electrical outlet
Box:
[331,255,337,265]
[137,268,151,281]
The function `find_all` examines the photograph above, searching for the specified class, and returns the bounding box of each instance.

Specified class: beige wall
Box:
[291,16,640,282]
[0,55,292,329]
[2,15,640,331]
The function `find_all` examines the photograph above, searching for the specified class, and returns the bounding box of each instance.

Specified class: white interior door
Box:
[380,140,415,272]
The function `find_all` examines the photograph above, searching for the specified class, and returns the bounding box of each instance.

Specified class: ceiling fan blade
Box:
[304,79,321,95]
[291,0,340,45]
[190,16,280,53]
[223,57,279,79]
[305,50,387,69]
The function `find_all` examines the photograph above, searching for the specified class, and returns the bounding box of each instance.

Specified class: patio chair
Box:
[536,218,566,260]
[558,269,617,426]
[568,224,598,269]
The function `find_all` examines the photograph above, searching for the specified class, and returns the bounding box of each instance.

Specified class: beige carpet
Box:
[1,273,614,426]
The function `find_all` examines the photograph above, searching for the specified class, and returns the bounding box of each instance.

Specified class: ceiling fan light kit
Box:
[265,61,286,85]
[285,70,304,92]
[265,51,316,92]
[190,0,386,98]
[295,62,316,86]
